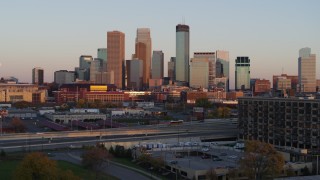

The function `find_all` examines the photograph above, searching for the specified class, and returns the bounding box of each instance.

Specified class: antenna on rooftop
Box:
[282,67,284,75]
[182,16,185,24]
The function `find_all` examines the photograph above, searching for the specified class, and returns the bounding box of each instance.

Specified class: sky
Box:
[0,0,320,89]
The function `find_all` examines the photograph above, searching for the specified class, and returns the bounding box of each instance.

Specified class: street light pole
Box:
[0,116,2,137]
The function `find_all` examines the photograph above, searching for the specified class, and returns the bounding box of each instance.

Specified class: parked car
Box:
[201,155,210,159]
[175,154,183,158]
[212,157,223,161]
[170,160,178,164]
[220,153,227,156]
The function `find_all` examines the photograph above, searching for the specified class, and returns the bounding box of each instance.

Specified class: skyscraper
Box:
[134,42,148,88]
[151,51,164,79]
[175,24,190,83]
[298,47,316,92]
[235,57,250,90]
[135,28,152,88]
[168,57,176,81]
[78,55,93,81]
[97,48,107,72]
[97,48,107,62]
[193,52,215,89]
[107,31,125,89]
[216,50,230,91]
[126,59,143,90]
[32,67,44,85]
[54,70,75,86]
[189,58,209,89]
[90,58,104,83]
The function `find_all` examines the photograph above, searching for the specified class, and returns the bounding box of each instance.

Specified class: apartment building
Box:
[238,97,320,150]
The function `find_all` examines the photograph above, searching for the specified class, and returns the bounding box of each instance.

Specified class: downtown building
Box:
[216,50,229,91]
[235,57,250,90]
[151,50,164,79]
[175,24,190,84]
[126,59,143,90]
[134,28,152,89]
[189,52,215,89]
[32,67,44,85]
[238,97,320,150]
[298,47,316,93]
[273,74,298,96]
[107,31,125,89]
[54,84,121,104]
[76,55,93,81]
[168,57,176,82]
[54,70,75,86]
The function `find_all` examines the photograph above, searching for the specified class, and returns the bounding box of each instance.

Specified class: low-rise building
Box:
[45,112,106,124]
[0,84,46,103]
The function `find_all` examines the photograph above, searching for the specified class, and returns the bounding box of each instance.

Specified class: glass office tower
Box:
[175,24,189,83]
[235,57,250,90]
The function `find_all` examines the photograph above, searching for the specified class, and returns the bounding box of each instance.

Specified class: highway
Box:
[0,120,238,152]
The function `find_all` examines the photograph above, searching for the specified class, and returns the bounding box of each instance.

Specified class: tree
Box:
[76,99,86,108]
[82,146,113,179]
[239,140,285,180]
[0,149,6,159]
[217,107,231,118]
[14,152,58,180]
[114,145,125,157]
[137,153,152,167]
[195,98,211,109]
[302,165,310,176]
[286,165,296,177]
[227,168,240,180]
[206,168,218,180]
[150,157,165,171]
[109,146,115,155]
[13,101,31,109]
[58,169,81,180]
[10,117,26,133]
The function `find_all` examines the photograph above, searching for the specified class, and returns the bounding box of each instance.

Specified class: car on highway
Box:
[201,148,210,152]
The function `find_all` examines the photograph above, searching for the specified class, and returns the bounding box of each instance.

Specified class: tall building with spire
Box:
[107,31,125,89]
[135,28,151,88]
[298,47,316,92]
[175,24,190,83]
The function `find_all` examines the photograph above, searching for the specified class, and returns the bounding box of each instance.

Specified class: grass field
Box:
[0,160,118,180]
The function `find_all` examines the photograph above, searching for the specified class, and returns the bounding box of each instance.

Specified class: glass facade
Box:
[216,50,229,91]
[298,47,316,92]
[235,57,250,90]
[126,59,143,90]
[175,24,189,82]
[189,58,209,89]
[97,48,107,62]
[151,51,164,79]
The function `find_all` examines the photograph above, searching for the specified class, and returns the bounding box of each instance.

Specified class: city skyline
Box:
[0,1,320,89]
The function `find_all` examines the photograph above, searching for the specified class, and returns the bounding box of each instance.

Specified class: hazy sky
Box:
[0,0,319,89]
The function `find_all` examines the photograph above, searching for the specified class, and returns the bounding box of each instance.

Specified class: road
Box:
[52,151,152,180]
[0,120,238,152]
